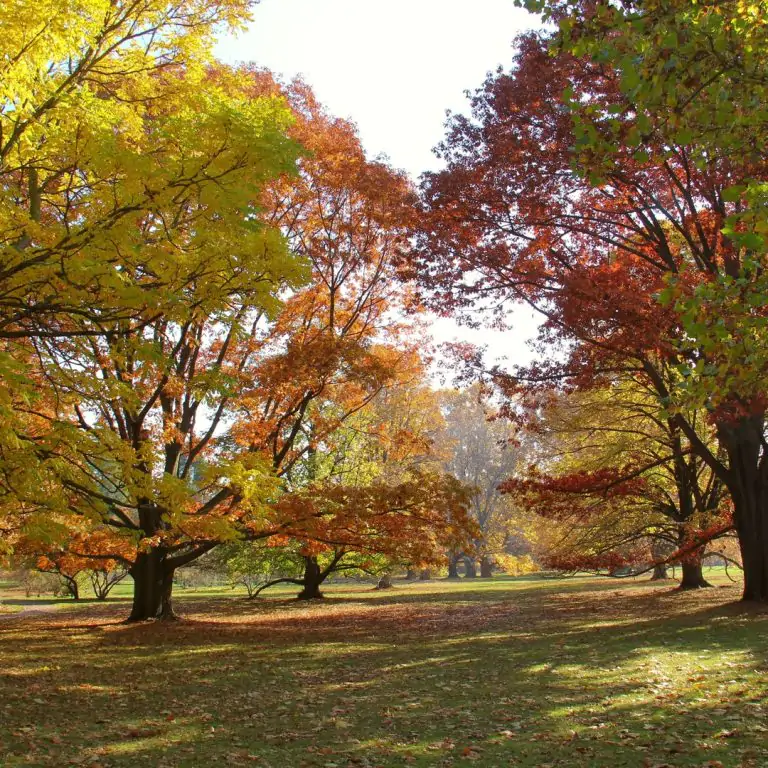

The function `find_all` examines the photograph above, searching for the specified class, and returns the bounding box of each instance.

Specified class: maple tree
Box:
[254,471,473,599]
[0,0,305,619]
[5,69,453,621]
[230,361,476,600]
[411,27,768,600]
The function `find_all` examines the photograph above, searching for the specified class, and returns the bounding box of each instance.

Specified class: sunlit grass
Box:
[1,572,766,767]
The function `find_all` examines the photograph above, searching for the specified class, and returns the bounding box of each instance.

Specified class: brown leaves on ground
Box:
[1,579,767,768]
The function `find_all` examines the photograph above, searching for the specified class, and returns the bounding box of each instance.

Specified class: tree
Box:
[504,384,732,588]
[228,353,479,600]
[214,540,303,597]
[14,68,305,620]
[437,386,528,578]
[513,1,768,599]
[17,525,138,600]
[9,70,436,621]
[411,29,768,599]
[266,470,475,598]
[235,544,393,600]
[88,568,129,601]
[0,5,308,621]
[0,1,273,553]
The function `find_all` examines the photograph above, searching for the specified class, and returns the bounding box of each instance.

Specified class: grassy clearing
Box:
[1,574,767,768]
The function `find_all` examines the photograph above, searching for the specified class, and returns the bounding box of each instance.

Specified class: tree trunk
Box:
[679,560,712,590]
[405,568,418,580]
[376,574,394,590]
[65,575,80,600]
[128,549,175,621]
[463,556,477,578]
[157,569,178,619]
[128,496,181,620]
[650,538,671,581]
[419,569,431,581]
[447,553,460,579]
[297,556,324,600]
[650,563,669,581]
[717,415,768,601]
[480,556,493,578]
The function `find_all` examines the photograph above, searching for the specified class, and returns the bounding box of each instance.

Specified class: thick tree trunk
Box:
[447,554,460,579]
[733,485,768,601]
[297,556,324,600]
[679,560,712,590]
[405,568,419,580]
[128,549,177,620]
[479,556,493,578]
[650,563,669,581]
[419,569,431,581]
[64,575,80,600]
[376,574,394,590]
[718,415,768,601]
[129,551,160,621]
[463,556,477,578]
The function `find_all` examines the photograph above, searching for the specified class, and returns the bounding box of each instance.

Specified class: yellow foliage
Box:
[495,554,539,576]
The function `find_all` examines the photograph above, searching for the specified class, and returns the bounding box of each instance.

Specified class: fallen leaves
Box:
[0,578,766,768]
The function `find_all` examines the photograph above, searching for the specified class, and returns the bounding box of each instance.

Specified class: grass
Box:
[1,573,767,768]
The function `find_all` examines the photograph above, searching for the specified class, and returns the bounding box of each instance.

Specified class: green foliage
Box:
[662,257,768,412]
[218,541,302,596]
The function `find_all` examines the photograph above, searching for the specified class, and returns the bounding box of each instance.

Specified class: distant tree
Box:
[505,384,732,588]
[437,387,529,577]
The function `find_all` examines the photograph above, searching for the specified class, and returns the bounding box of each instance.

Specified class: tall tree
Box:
[411,29,768,599]
[0,1,303,611]
[10,72,431,621]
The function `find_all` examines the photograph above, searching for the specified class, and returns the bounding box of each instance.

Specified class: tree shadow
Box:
[1,579,766,768]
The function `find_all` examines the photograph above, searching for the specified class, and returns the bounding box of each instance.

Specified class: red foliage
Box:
[409,32,762,404]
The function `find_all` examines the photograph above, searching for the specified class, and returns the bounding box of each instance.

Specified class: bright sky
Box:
[215,0,542,374]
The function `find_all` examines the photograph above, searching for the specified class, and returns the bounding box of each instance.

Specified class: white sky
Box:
[215,0,542,375]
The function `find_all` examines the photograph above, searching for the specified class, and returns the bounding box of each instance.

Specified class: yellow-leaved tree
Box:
[0,1,312,618]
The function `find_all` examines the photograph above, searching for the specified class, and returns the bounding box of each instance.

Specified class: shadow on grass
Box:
[1,579,767,767]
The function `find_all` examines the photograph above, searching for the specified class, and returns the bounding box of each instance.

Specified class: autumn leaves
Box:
[3,0,768,621]
[0,2,478,619]
[417,2,768,596]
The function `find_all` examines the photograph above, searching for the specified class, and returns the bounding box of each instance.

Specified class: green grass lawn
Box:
[1,574,767,767]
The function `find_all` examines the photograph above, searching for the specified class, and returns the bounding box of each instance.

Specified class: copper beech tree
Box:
[15,72,446,621]
[411,31,768,600]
